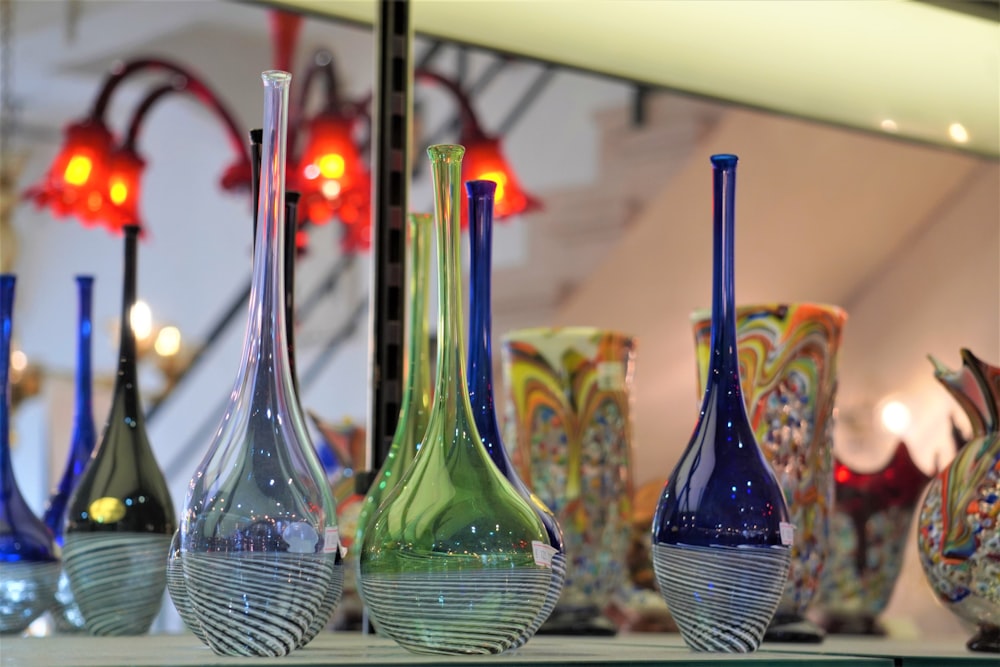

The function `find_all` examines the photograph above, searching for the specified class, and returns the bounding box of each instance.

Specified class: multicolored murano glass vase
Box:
[466,180,565,647]
[917,348,999,653]
[692,302,846,642]
[180,71,341,657]
[42,276,97,633]
[652,155,792,652]
[502,326,635,635]
[63,227,175,636]
[0,275,61,635]
[358,145,551,655]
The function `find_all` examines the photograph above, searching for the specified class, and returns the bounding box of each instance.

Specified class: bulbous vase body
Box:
[651,155,791,653]
[917,349,1000,654]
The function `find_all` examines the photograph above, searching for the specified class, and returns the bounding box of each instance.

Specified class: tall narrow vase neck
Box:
[707,154,742,388]
[243,70,294,402]
[1,275,18,494]
[467,180,498,418]
[428,144,468,402]
[75,276,94,424]
[401,214,432,416]
[115,226,143,422]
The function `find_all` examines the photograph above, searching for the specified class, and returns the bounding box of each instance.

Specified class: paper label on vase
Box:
[324,527,342,555]
[532,541,557,568]
[597,362,625,391]
[779,522,795,546]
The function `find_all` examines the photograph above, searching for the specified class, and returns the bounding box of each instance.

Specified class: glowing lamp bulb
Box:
[880,400,911,436]
[109,180,129,206]
[154,326,181,357]
[475,170,507,201]
[64,155,94,186]
[130,300,153,342]
[317,153,346,179]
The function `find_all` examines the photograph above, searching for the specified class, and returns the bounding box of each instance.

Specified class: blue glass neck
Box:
[74,276,95,441]
[466,180,508,474]
[704,155,745,405]
[1,275,18,501]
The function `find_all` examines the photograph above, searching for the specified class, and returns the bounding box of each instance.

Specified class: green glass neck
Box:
[396,213,433,442]
[428,145,469,414]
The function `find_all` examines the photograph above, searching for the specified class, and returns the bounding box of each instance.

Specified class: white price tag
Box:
[532,540,557,568]
[779,522,795,546]
[597,361,625,391]
[324,527,341,554]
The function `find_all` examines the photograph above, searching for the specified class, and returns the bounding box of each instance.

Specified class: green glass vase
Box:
[358,145,551,655]
[354,212,433,562]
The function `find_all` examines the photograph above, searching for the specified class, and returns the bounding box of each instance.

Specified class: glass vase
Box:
[179,71,342,658]
[42,275,96,633]
[466,180,564,648]
[354,212,433,569]
[651,154,792,653]
[691,302,846,642]
[0,275,61,635]
[917,349,999,654]
[63,226,175,636]
[358,145,551,655]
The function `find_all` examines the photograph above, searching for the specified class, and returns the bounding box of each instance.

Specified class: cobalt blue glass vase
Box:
[466,180,565,648]
[42,275,97,633]
[0,275,61,634]
[651,155,792,652]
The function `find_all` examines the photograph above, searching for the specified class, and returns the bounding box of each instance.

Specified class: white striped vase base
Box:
[62,533,170,636]
[182,551,337,657]
[165,551,205,643]
[297,565,345,648]
[510,552,567,650]
[51,569,86,633]
[653,542,790,652]
[0,561,60,634]
[361,568,550,655]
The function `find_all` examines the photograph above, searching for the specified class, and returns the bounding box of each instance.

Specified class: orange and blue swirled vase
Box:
[917,349,1000,654]
[693,302,846,643]
[502,327,635,635]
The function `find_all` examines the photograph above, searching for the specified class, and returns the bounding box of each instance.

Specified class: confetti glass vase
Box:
[466,180,565,648]
[358,145,551,655]
[0,275,60,635]
[917,349,999,654]
[651,154,792,653]
[179,71,341,658]
[42,276,97,633]
[63,227,175,637]
[692,302,846,643]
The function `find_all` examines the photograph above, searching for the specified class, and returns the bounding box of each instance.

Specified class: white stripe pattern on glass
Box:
[361,568,550,655]
[653,542,790,652]
[0,561,60,634]
[62,533,170,636]
[510,551,567,649]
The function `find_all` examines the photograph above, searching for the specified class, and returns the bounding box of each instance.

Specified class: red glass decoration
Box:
[104,148,146,231]
[461,134,541,224]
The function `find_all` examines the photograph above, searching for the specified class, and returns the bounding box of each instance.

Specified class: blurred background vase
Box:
[817,441,932,635]
[692,302,846,643]
[917,349,1000,653]
[41,276,96,633]
[62,227,175,636]
[502,326,635,635]
[0,275,61,635]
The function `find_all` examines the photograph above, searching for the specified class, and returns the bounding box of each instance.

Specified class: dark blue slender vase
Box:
[42,276,96,632]
[651,155,792,652]
[0,275,61,634]
[466,180,566,648]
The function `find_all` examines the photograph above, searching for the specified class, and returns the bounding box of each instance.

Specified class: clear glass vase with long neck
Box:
[180,70,341,658]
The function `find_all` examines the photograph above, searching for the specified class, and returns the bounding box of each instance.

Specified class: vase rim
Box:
[501,325,635,345]
[690,302,847,324]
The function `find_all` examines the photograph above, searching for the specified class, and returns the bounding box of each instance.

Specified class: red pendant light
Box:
[293,110,367,228]
[24,120,115,227]
[103,147,146,232]
[461,132,542,223]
